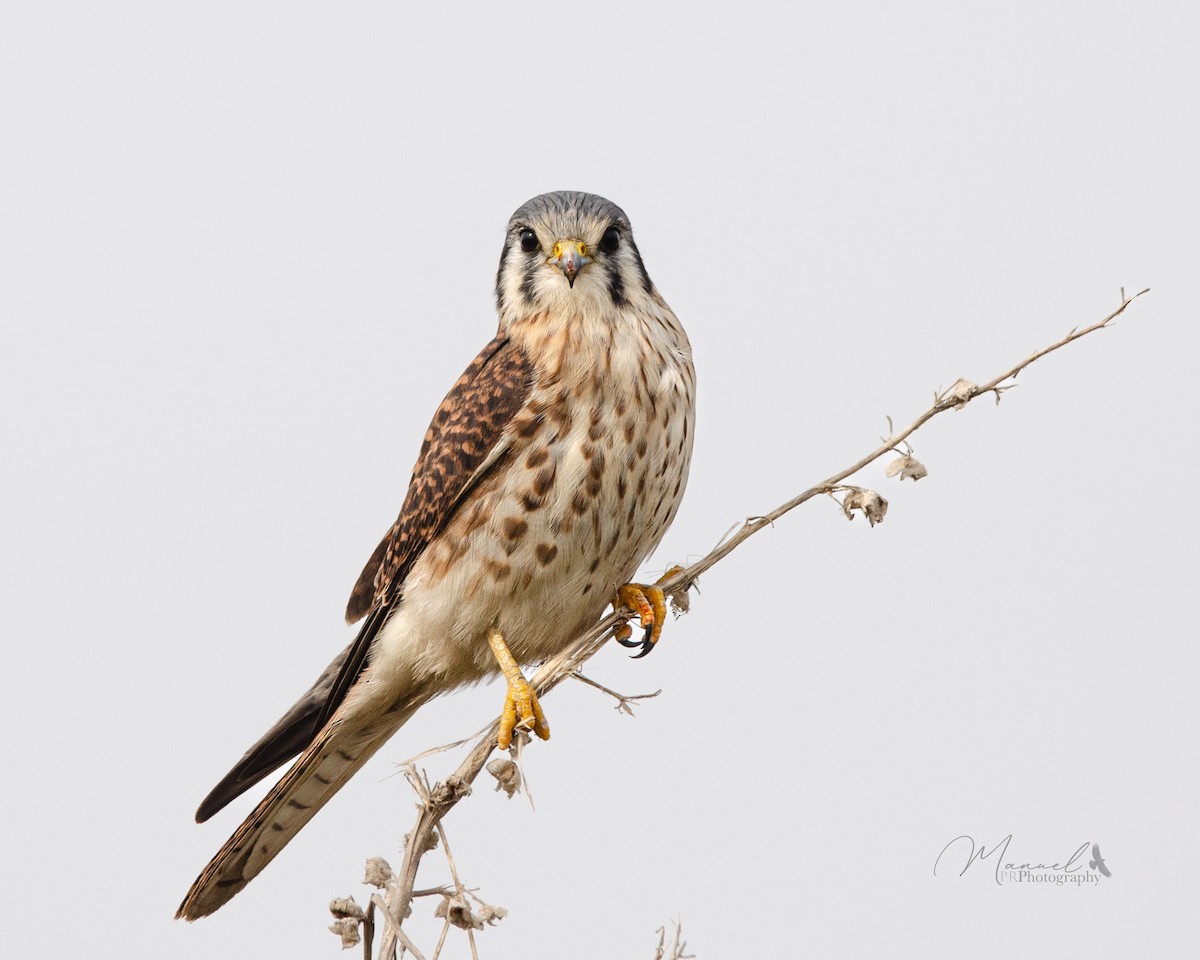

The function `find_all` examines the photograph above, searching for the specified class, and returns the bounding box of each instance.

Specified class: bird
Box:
[1089,842,1111,877]
[177,191,696,920]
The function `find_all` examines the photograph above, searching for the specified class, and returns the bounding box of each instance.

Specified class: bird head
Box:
[494,191,656,324]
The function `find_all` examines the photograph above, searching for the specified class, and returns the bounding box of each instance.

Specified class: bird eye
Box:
[519,228,539,253]
[600,226,621,254]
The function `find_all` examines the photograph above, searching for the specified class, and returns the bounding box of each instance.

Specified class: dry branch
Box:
[363,288,1148,958]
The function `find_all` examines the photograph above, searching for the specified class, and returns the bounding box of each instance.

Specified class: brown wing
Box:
[308,336,533,733]
[194,336,534,822]
[346,334,534,621]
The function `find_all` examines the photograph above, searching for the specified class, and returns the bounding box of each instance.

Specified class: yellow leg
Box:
[487,625,550,750]
[614,565,685,658]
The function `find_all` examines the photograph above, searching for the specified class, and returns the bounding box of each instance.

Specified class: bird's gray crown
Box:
[508,191,631,233]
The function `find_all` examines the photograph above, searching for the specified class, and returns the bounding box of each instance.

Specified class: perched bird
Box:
[177,191,696,920]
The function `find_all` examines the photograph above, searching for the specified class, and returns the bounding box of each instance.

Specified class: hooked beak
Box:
[549,240,591,287]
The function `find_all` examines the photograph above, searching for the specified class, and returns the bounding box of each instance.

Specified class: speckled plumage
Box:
[344,336,534,625]
[178,192,695,920]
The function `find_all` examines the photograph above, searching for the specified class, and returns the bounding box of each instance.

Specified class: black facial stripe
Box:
[607,260,627,307]
[520,266,536,307]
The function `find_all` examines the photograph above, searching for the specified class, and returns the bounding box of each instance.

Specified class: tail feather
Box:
[177,698,422,920]
[195,640,354,823]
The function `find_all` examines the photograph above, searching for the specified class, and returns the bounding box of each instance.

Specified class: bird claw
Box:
[499,673,550,751]
[614,566,684,658]
[614,619,655,658]
[488,625,551,751]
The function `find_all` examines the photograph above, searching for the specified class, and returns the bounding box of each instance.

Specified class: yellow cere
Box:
[551,240,587,259]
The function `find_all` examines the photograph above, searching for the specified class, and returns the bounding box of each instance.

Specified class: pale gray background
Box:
[3,2,1197,958]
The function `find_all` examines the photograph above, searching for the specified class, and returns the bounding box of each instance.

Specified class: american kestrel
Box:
[178,191,696,920]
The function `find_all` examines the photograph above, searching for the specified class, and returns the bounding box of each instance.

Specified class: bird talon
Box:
[488,626,550,751]
[614,571,678,658]
[497,672,550,750]
[630,623,655,659]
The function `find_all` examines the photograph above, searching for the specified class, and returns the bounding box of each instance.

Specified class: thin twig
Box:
[571,671,663,716]
[363,896,375,960]
[411,885,457,898]
[513,731,536,812]
[654,288,1149,596]
[652,920,692,960]
[394,726,493,771]
[371,894,428,960]
[435,821,479,960]
[429,919,450,960]
[374,289,1148,955]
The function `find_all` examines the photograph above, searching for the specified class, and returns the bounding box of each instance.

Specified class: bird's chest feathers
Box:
[490,322,690,598]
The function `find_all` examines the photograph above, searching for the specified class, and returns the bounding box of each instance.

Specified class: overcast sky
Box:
[4,3,1198,958]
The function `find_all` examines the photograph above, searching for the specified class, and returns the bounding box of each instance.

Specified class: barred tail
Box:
[176,698,422,920]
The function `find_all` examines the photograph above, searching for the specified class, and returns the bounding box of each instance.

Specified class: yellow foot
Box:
[614,565,684,659]
[487,626,551,751]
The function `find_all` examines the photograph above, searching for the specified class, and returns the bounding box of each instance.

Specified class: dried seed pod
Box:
[329,896,365,920]
[328,917,361,949]
[363,856,395,889]
[885,454,927,482]
[486,758,522,798]
[842,489,888,527]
